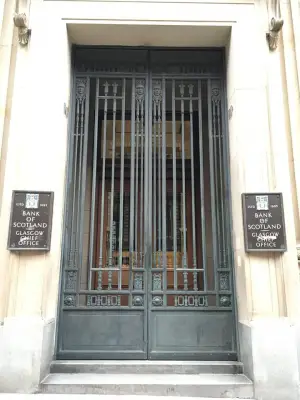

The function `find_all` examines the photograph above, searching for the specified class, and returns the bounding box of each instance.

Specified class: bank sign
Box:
[242,193,287,252]
[7,191,54,251]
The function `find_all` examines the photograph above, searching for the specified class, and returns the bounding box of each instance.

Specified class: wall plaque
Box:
[8,191,54,251]
[242,193,287,252]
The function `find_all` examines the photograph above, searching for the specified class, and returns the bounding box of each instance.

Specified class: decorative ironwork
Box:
[65,271,77,291]
[174,295,208,307]
[59,51,235,359]
[133,296,143,306]
[152,81,162,103]
[219,272,230,291]
[87,295,121,306]
[219,295,231,307]
[133,273,143,290]
[211,87,221,105]
[76,79,87,102]
[152,296,163,306]
[136,80,145,103]
[152,273,162,291]
[73,49,224,75]
[64,295,75,307]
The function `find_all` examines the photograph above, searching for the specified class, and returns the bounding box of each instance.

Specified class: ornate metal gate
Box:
[57,48,236,360]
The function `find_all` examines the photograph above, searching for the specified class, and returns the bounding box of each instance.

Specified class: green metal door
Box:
[57,48,236,360]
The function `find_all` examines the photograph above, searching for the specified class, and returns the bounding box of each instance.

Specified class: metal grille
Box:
[59,49,235,360]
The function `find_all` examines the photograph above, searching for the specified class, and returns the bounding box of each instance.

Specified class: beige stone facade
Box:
[0,0,300,397]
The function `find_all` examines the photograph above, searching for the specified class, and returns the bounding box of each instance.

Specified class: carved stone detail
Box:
[266,0,284,50]
[13,13,31,46]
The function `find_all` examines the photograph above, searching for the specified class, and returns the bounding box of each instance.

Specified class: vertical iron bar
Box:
[78,78,90,303]
[129,79,136,302]
[98,82,109,289]
[88,78,100,290]
[162,78,167,301]
[172,80,177,290]
[198,80,207,290]
[153,93,157,269]
[145,73,150,358]
[140,100,144,268]
[144,75,149,306]
[135,102,140,266]
[147,74,152,318]
[75,86,85,300]
[108,83,118,289]
[158,91,162,269]
[65,78,76,272]
[188,85,198,291]
[118,79,126,290]
[221,82,230,271]
[149,80,152,260]
[212,82,221,276]
[75,99,84,277]
[180,83,188,290]
[70,98,80,269]
[207,79,218,292]
[216,81,226,269]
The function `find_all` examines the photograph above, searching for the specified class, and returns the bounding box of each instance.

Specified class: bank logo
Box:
[25,193,39,209]
[256,195,268,211]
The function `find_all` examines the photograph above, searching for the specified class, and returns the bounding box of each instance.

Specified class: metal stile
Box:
[59,48,235,361]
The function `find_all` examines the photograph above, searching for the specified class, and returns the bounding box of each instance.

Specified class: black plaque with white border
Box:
[242,193,287,252]
[7,191,54,251]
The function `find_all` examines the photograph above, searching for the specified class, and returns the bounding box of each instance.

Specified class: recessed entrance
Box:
[57,47,236,360]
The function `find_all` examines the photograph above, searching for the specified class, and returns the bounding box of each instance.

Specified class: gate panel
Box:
[57,48,236,361]
[148,77,235,359]
[58,76,148,359]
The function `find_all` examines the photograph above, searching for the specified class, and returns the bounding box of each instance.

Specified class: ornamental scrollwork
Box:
[266,0,284,51]
[219,272,230,291]
[135,80,145,103]
[64,295,75,307]
[211,87,221,105]
[76,79,87,103]
[220,295,231,307]
[152,81,162,104]
[13,13,31,46]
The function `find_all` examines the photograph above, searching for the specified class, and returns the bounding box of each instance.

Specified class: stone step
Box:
[50,360,243,375]
[3,396,255,400]
[40,373,254,398]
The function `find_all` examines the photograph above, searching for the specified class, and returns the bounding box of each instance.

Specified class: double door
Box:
[58,48,236,360]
